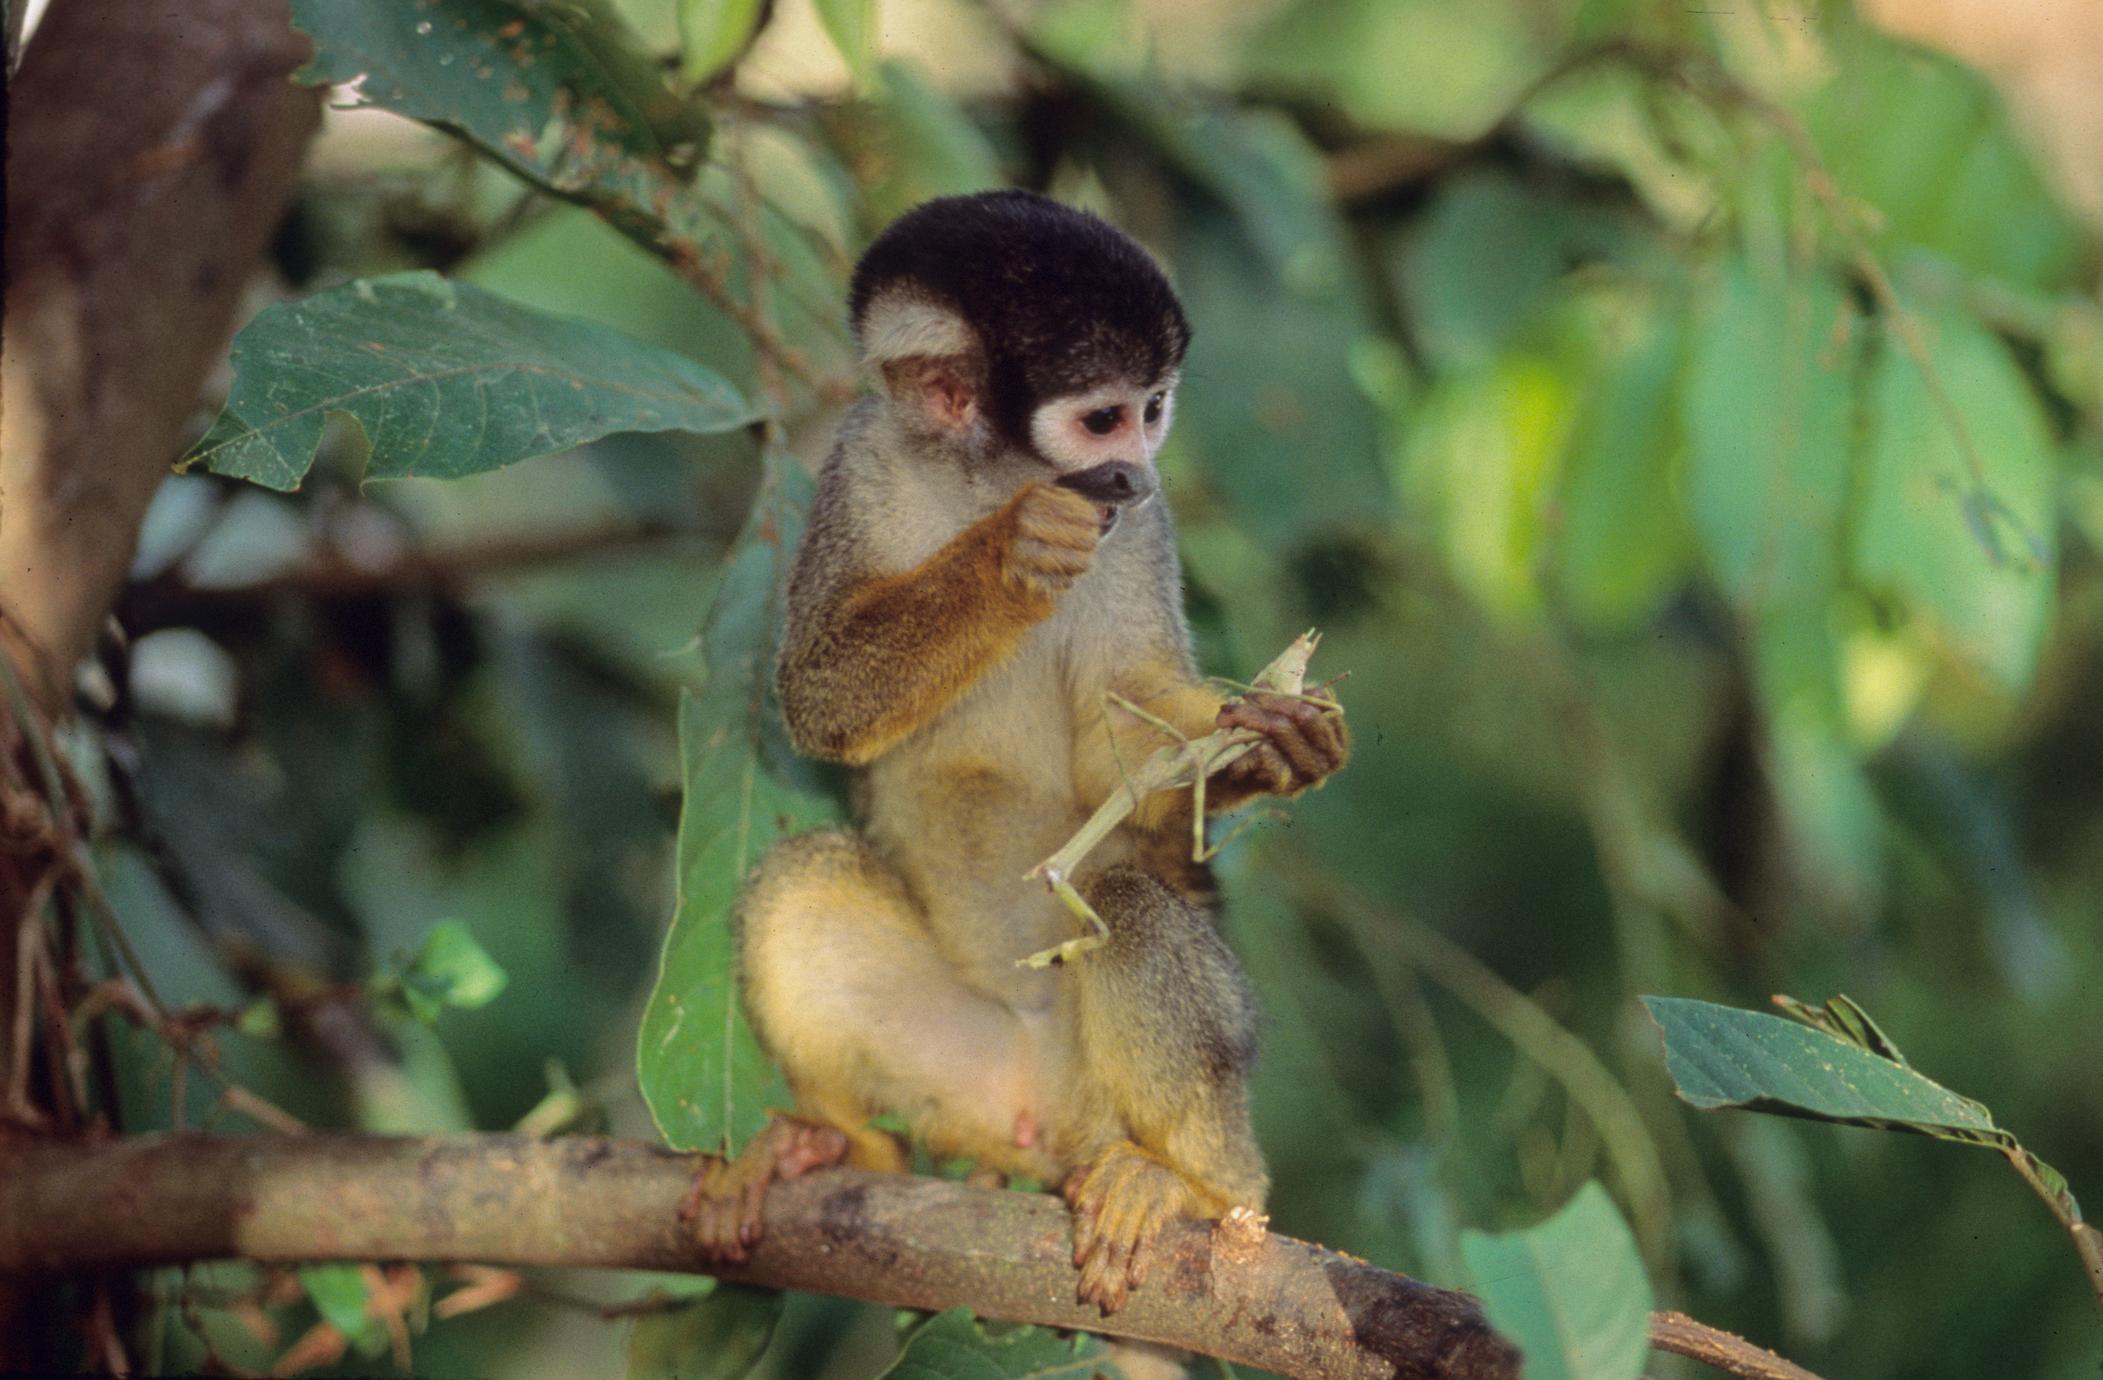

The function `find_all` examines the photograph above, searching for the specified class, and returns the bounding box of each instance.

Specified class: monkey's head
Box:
[849,190,1189,509]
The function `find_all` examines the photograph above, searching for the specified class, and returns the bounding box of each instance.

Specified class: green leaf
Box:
[1552,310,1692,629]
[626,1284,783,1380]
[1458,1182,1654,1380]
[1640,996,2002,1141]
[1175,212,1392,547]
[235,997,281,1039]
[1681,257,1861,611]
[299,1263,374,1340]
[1855,309,2056,694]
[836,61,1004,224]
[1246,0,1548,142]
[1063,76,1345,293]
[182,273,758,491]
[376,920,509,1025]
[1398,352,1576,623]
[1771,993,1909,1065]
[1803,30,2085,292]
[814,0,876,88]
[291,0,715,251]
[678,0,767,84]
[1396,172,1649,367]
[638,456,838,1153]
[878,1309,1118,1379]
[409,920,510,1009]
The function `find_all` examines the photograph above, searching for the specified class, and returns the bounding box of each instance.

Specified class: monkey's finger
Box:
[1260,708,1334,785]
[1223,741,1292,795]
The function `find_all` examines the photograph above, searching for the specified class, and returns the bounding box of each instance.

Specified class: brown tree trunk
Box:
[0,0,320,1362]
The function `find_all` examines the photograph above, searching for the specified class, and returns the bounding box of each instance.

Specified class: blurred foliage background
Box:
[59,0,2103,1374]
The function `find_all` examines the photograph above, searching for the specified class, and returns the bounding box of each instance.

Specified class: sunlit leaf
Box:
[299,1264,372,1340]
[626,1284,782,1380]
[1856,309,2056,694]
[678,0,767,85]
[1396,171,1650,366]
[183,273,758,491]
[638,456,837,1153]
[814,0,876,88]
[380,919,510,1025]
[1458,1182,1653,1380]
[1552,310,1692,629]
[1398,353,1575,622]
[1246,0,1549,141]
[1804,31,2085,292]
[878,1309,1118,1379]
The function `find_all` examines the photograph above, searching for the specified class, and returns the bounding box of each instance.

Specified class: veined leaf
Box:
[183,273,758,491]
[638,455,837,1154]
[1641,995,1999,1139]
[878,1309,1118,1380]
[1645,994,2103,1306]
[1458,1182,1653,1380]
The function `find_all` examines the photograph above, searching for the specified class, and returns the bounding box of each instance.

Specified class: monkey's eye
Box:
[1082,406,1122,436]
[1143,392,1166,425]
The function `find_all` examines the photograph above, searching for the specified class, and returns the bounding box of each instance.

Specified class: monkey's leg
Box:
[1062,866,1269,1314]
[696,831,1045,1258]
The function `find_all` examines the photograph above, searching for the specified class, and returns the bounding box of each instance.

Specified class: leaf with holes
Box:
[182,273,757,491]
[1459,1182,1653,1380]
[638,456,837,1154]
[292,0,713,247]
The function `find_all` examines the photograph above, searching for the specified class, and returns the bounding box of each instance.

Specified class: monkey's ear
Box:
[857,291,981,433]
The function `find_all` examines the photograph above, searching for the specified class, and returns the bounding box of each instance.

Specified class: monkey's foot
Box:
[1064,1142,1208,1314]
[679,1117,848,1263]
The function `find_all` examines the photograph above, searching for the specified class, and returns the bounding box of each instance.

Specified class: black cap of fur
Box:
[849,190,1191,448]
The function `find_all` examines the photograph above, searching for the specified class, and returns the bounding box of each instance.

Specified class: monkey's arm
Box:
[779,478,1101,765]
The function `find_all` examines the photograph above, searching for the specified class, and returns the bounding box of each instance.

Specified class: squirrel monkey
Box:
[686,190,1349,1314]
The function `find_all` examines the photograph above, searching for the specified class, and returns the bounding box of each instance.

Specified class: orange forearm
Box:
[779,493,1049,765]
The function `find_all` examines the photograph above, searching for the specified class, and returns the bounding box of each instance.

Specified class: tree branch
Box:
[0,1131,1518,1379]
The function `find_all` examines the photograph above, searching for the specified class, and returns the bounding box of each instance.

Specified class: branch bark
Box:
[0,1131,1519,1380]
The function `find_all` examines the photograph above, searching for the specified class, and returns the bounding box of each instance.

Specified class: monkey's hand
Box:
[1000,483,1102,599]
[680,1116,848,1263]
[1065,1142,1231,1313]
[1213,687,1348,801]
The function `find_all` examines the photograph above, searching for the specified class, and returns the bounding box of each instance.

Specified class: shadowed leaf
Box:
[638,456,837,1154]
[184,273,757,491]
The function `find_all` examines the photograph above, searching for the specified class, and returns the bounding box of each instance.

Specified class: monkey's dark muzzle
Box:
[1056,461,1156,534]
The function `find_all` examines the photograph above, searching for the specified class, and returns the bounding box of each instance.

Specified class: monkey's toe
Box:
[1066,1144,1193,1315]
[683,1117,849,1264]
